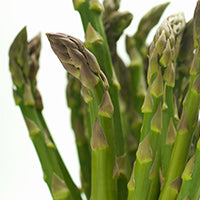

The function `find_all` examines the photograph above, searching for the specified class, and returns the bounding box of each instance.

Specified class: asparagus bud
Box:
[27,34,41,82]
[104,11,133,42]
[163,62,175,87]
[191,74,200,93]
[127,162,136,191]
[155,30,167,55]
[10,63,25,88]
[141,86,153,113]
[51,173,70,200]
[166,118,177,145]
[47,33,101,89]
[152,13,185,67]
[113,154,127,178]
[73,0,85,10]
[151,68,163,97]
[190,50,198,75]
[13,89,22,105]
[91,118,109,150]
[81,85,93,103]
[147,46,159,84]
[181,155,195,181]
[98,90,114,118]
[136,134,152,163]
[177,107,189,135]
[149,154,157,179]
[168,176,182,198]
[85,23,103,47]
[89,0,103,13]
[151,103,162,133]
[24,116,41,137]
[159,169,165,190]
[23,81,35,106]
[159,40,172,67]
[134,2,170,42]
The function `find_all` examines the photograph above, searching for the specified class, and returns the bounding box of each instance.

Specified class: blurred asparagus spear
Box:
[9,27,82,200]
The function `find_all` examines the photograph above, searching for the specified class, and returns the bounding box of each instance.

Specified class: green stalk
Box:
[66,74,91,199]
[160,85,176,177]
[159,75,200,200]
[178,138,200,200]
[147,103,163,199]
[159,60,177,178]
[47,33,117,200]
[80,79,117,200]
[130,66,145,114]
[159,3,200,196]
[128,72,163,199]
[91,116,116,200]
[127,134,153,199]
[73,0,125,157]
[9,27,82,200]
[73,2,128,198]
[89,81,117,200]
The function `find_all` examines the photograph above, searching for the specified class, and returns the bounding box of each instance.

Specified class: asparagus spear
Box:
[66,74,91,199]
[72,0,125,165]
[159,2,200,199]
[9,27,82,200]
[126,2,170,114]
[47,33,117,200]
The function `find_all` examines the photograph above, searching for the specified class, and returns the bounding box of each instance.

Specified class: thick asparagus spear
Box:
[47,33,118,200]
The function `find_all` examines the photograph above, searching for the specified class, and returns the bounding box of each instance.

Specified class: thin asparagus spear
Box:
[76,1,130,197]
[66,74,91,199]
[103,3,133,199]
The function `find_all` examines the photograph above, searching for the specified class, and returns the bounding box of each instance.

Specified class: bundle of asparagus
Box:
[8,0,200,199]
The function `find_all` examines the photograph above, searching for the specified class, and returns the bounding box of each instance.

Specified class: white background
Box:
[0,0,197,199]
